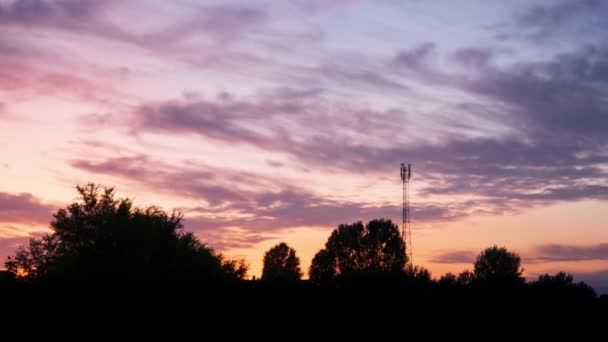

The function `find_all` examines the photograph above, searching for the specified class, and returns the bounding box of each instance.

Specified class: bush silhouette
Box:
[261,242,302,281]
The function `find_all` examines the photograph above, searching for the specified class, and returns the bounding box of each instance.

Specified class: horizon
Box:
[1,0,607,294]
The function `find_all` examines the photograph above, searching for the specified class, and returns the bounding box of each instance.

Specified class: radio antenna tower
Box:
[400,163,412,266]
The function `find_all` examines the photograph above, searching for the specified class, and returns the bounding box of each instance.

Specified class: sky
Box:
[0,0,607,293]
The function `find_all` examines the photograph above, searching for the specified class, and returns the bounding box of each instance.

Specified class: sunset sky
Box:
[1,0,607,293]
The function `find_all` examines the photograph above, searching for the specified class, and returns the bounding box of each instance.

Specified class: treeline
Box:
[0,184,606,337]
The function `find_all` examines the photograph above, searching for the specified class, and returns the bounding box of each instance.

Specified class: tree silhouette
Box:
[438,272,458,288]
[309,219,407,284]
[534,272,574,288]
[4,184,247,283]
[457,269,475,286]
[531,272,597,301]
[473,245,524,287]
[261,242,302,281]
[309,248,337,285]
[405,264,433,289]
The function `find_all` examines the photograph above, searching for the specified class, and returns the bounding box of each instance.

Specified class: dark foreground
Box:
[3,280,607,337]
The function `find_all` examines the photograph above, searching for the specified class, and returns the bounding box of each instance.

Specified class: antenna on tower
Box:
[401,163,413,266]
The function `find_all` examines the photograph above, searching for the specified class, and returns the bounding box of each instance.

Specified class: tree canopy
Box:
[473,245,524,286]
[5,184,247,284]
[261,242,302,281]
[309,219,407,284]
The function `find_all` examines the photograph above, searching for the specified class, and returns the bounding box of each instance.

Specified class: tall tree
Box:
[473,245,524,286]
[261,242,302,281]
[309,219,407,284]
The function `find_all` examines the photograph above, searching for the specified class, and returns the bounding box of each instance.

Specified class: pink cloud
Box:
[0,192,54,226]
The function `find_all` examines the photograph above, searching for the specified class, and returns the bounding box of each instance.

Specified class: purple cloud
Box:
[197,5,266,41]
[429,250,478,264]
[318,65,409,92]
[516,0,608,41]
[71,156,151,179]
[134,97,284,149]
[125,49,608,215]
[71,156,244,206]
[0,192,54,225]
[289,0,370,13]
[3,0,607,259]
[69,153,473,250]
[519,0,602,26]
[190,226,275,250]
[394,42,437,69]
[0,1,273,82]
[450,47,494,68]
[0,0,105,23]
[532,244,608,262]
[265,160,284,168]
[467,48,608,139]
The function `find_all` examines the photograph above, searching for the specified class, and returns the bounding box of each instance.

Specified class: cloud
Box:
[0,1,273,93]
[131,89,409,154]
[0,0,106,24]
[71,156,151,180]
[516,0,608,41]
[467,47,608,140]
[184,196,464,249]
[4,0,607,255]
[133,97,285,149]
[266,160,284,168]
[429,250,478,264]
[532,244,608,262]
[140,3,270,51]
[70,153,472,249]
[194,5,266,41]
[450,47,494,68]
[518,0,602,26]
[289,0,360,12]
[393,42,437,69]
[71,155,245,206]
[190,226,275,250]
[0,31,131,105]
[402,46,608,206]
[318,63,409,92]
[0,0,126,47]
[126,50,608,215]
[0,192,53,265]
[0,192,54,226]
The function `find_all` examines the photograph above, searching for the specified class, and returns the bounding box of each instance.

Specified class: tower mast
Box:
[400,163,412,266]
